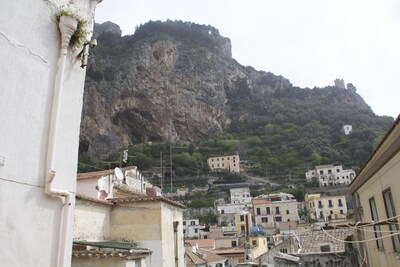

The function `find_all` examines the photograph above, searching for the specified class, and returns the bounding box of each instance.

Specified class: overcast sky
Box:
[95,0,400,118]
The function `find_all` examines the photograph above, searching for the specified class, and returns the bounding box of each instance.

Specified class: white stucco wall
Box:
[0,1,100,266]
[73,198,111,241]
[161,202,185,267]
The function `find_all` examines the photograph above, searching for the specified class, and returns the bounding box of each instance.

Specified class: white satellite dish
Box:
[114,167,124,181]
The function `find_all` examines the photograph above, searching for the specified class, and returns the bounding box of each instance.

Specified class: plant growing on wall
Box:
[56,8,88,48]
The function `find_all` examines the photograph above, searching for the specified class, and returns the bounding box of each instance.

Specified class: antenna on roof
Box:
[114,167,124,182]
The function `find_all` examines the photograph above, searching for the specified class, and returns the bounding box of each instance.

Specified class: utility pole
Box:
[170,145,173,191]
[160,151,163,191]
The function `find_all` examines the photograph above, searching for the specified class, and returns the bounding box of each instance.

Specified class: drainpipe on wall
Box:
[44,15,78,267]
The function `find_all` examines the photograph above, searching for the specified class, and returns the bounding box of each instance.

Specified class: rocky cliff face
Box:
[79,21,372,160]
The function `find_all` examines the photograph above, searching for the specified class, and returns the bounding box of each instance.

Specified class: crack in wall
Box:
[0,30,49,65]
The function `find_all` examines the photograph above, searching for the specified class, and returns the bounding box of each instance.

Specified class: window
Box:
[280,248,288,253]
[256,208,261,215]
[383,189,400,252]
[318,201,323,208]
[211,159,214,162]
[183,221,186,226]
[241,225,245,233]
[320,245,330,252]
[261,217,268,223]
[194,229,198,233]
[328,169,332,174]
[336,169,340,173]
[134,259,142,267]
[338,199,343,207]
[221,210,224,214]
[222,157,224,160]
[320,170,324,175]
[275,207,280,214]
[222,163,224,167]
[286,210,289,215]
[266,207,270,214]
[212,164,214,168]
[240,215,245,222]
[231,241,237,247]
[328,200,333,208]
[252,240,257,246]
[183,230,186,234]
[340,210,343,214]
[191,221,195,225]
[275,217,282,222]
[369,197,383,249]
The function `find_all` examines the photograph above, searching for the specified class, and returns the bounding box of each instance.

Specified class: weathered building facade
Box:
[0,1,100,266]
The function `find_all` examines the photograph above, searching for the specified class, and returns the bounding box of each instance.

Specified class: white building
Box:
[305,164,355,187]
[183,219,203,239]
[230,187,252,203]
[0,1,100,266]
[342,124,353,135]
[207,155,240,173]
[76,166,153,200]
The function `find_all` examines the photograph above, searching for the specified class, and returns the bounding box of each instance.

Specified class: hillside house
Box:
[305,194,347,221]
[252,193,300,232]
[342,124,353,135]
[207,155,241,173]
[0,1,101,266]
[305,164,355,187]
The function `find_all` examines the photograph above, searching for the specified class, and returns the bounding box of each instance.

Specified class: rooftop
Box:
[77,166,136,180]
[296,228,353,254]
[76,194,113,206]
[185,239,215,249]
[110,196,186,208]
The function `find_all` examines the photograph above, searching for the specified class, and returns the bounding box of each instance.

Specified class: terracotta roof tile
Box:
[185,250,207,265]
[76,194,113,206]
[198,249,227,263]
[185,239,216,249]
[211,246,245,255]
[72,250,151,258]
[110,196,186,208]
[77,166,135,180]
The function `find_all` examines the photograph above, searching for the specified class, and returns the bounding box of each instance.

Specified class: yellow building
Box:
[235,211,253,236]
[207,155,241,173]
[349,116,400,267]
[305,193,347,221]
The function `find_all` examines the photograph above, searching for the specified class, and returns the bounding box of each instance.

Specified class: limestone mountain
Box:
[79,20,393,170]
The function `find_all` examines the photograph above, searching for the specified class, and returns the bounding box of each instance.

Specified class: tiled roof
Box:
[211,246,245,255]
[185,250,207,265]
[77,166,135,180]
[198,249,227,263]
[296,228,353,254]
[185,239,216,249]
[72,250,151,258]
[76,194,113,206]
[110,196,186,208]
